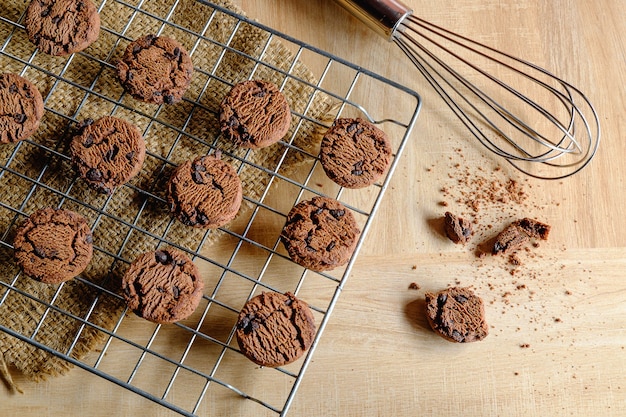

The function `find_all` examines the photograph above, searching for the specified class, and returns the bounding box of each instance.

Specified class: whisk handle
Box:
[334,0,412,40]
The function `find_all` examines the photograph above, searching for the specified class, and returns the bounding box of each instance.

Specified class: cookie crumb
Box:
[520,343,530,348]
[408,282,420,290]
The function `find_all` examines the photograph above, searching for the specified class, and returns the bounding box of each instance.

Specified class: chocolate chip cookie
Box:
[425,287,489,343]
[116,34,193,104]
[121,248,204,324]
[219,80,291,149]
[167,154,243,228]
[319,118,392,188]
[13,207,93,284]
[25,0,101,56]
[0,73,44,144]
[280,196,361,271]
[69,116,146,194]
[235,292,316,367]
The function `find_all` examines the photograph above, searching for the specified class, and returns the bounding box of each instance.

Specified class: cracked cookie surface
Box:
[235,292,316,367]
[116,34,193,104]
[320,117,392,189]
[25,0,100,56]
[0,73,44,144]
[13,207,93,284]
[167,154,242,228]
[219,80,291,149]
[425,287,489,343]
[70,116,146,194]
[280,196,361,271]
[121,248,204,324]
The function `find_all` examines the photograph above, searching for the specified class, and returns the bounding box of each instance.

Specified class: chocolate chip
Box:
[173,285,180,299]
[253,90,266,98]
[437,294,447,307]
[493,242,505,254]
[83,134,94,148]
[104,144,120,162]
[132,44,142,54]
[240,313,259,334]
[351,160,364,176]
[329,209,345,219]
[154,250,172,264]
[163,94,175,104]
[125,151,135,162]
[454,294,468,304]
[196,211,208,225]
[284,297,293,306]
[41,8,50,17]
[86,168,103,182]
[326,241,336,251]
[126,71,134,82]
[347,123,358,133]
[85,234,93,244]
[452,330,463,341]
[145,34,157,44]
[33,246,46,258]
[13,114,26,124]
[191,170,204,184]
[51,15,61,24]
[172,47,180,58]
[8,83,17,93]
[228,115,239,128]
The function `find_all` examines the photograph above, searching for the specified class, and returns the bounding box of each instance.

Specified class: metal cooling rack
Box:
[0,0,421,415]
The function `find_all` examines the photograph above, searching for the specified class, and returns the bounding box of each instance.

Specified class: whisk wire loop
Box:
[334,0,600,179]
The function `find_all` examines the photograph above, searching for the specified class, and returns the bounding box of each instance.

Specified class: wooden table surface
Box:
[4,0,626,415]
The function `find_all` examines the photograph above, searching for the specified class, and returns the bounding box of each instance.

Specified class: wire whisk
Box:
[334,0,600,179]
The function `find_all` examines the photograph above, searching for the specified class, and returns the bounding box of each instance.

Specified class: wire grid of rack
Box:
[0,0,421,415]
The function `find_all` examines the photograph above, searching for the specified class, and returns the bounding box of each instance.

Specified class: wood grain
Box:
[4,0,626,416]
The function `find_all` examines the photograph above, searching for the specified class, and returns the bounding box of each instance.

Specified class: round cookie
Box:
[219,80,291,149]
[116,34,193,104]
[424,287,489,343]
[13,207,93,284]
[320,117,392,189]
[70,116,146,194]
[280,196,361,271]
[235,292,316,367]
[167,154,242,228]
[25,0,101,56]
[121,248,204,324]
[0,73,44,144]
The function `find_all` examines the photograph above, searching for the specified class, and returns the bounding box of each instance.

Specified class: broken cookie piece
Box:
[424,287,488,343]
[492,217,551,255]
[443,211,473,244]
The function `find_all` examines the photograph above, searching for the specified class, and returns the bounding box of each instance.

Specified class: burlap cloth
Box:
[0,0,334,392]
